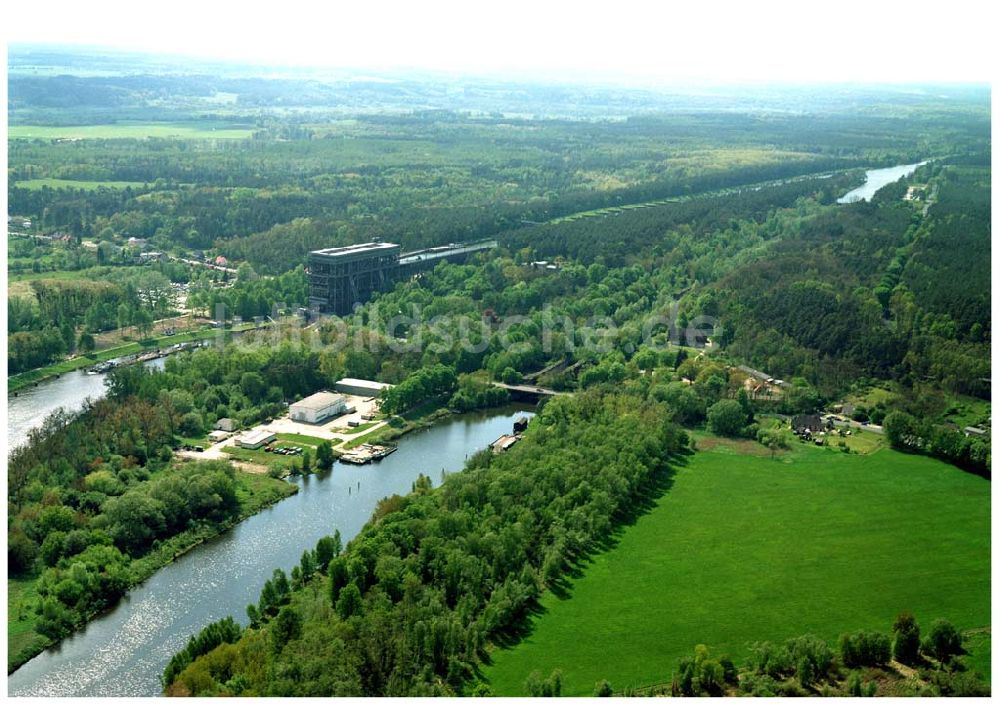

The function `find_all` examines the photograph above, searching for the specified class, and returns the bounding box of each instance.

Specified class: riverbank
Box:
[7,401,511,674]
[340,399,456,451]
[8,405,534,696]
[7,322,260,394]
[7,471,297,674]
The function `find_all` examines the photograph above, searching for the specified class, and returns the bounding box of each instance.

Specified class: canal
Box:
[7,404,535,697]
[837,161,926,203]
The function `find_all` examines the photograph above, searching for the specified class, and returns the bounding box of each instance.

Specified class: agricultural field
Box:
[484,441,990,695]
[6,268,100,286]
[8,121,254,140]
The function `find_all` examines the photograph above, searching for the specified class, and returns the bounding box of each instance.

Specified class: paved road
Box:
[833,418,884,435]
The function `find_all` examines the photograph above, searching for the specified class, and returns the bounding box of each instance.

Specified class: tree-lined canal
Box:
[7,405,534,696]
[837,161,926,203]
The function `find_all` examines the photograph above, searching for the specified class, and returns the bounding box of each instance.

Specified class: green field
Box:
[7,577,47,674]
[8,122,254,140]
[275,432,330,447]
[12,178,150,191]
[485,442,990,695]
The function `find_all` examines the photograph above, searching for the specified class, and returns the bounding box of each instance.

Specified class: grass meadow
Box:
[484,441,990,695]
[8,122,254,140]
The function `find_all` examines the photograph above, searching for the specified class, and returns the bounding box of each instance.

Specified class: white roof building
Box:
[335,378,392,397]
[236,429,276,449]
[290,391,348,424]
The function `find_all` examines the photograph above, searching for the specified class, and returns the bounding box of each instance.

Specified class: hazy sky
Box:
[5,0,995,84]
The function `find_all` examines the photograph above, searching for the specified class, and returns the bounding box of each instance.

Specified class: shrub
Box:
[892,612,921,664]
[524,669,562,697]
[748,641,792,678]
[787,634,833,682]
[706,399,748,437]
[923,619,962,663]
[839,630,890,668]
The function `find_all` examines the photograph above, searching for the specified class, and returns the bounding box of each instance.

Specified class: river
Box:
[7,404,535,697]
[837,161,926,203]
[7,359,168,453]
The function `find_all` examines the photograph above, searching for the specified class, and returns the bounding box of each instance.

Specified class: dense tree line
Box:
[5,367,258,639]
[185,266,308,320]
[883,410,990,474]
[104,341,326,435]
[378,364,458,415]
[902,169,990,337]
[503,172,856,266]
[608,614,983,697]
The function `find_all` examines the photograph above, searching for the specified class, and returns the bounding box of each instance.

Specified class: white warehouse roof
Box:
[291,391,346,410]
[239,429,276,445]
[336,378,391,392]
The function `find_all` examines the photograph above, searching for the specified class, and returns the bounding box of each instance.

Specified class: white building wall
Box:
[291,400,347,423]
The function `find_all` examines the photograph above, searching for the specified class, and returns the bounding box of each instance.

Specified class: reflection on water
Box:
[7,405,534,696]
[837,162,926,204]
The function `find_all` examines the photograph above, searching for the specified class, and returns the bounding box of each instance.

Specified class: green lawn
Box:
[8,122,254,140]
[12,178,150,191]
[222,445,299,470]
[963,628,992,682]
[274,432,335,447]
[7,268,102,284]
[175,434,208,450]
[484,443,990,695]
[7,577,48,673]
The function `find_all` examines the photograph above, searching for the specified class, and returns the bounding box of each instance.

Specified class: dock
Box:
[339,443,398,464]
[86,341,204,374]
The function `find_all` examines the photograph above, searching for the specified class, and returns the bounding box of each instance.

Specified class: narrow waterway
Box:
[837,161,926,203]
[7,405,535,697]
[7,359,167,453]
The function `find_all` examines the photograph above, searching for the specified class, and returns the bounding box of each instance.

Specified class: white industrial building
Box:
[236,429,276,449]
[335,378,392,398]
[289,391,348,424]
